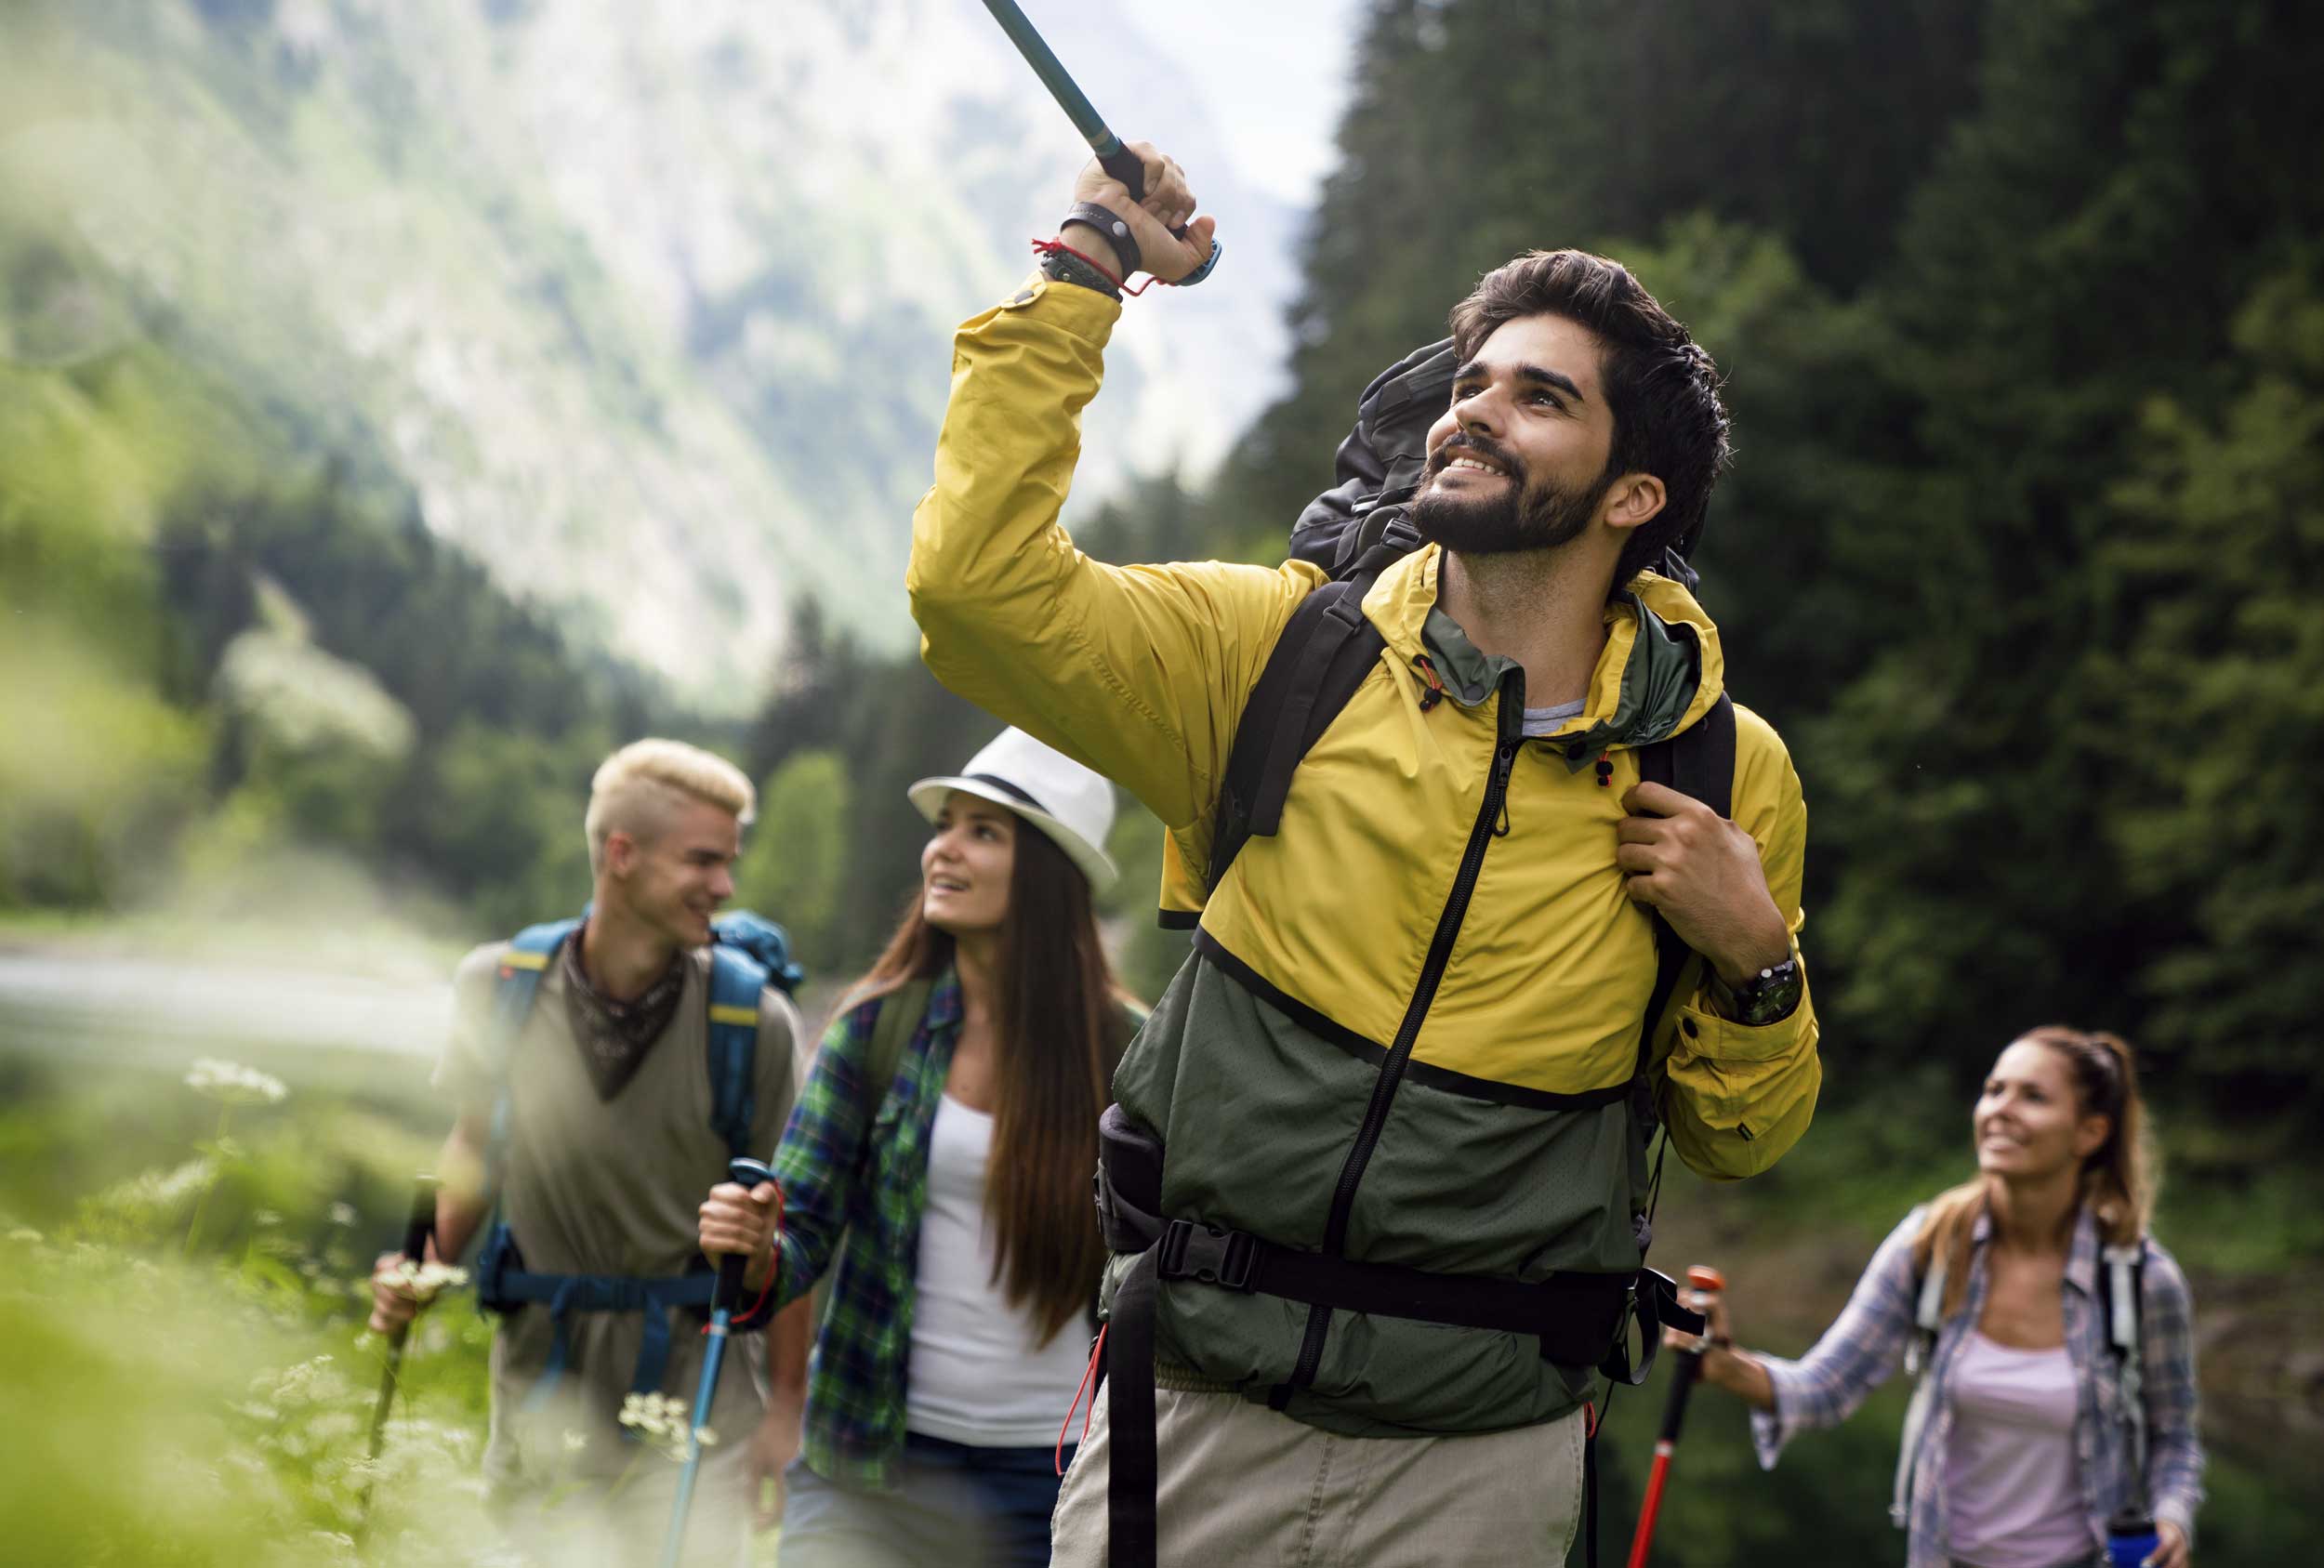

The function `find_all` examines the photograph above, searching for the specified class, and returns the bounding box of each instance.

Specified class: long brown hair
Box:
[841,813,1130,1345]
[1913,1026,2155,1317]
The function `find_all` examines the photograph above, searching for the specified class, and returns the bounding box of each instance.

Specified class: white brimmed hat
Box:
[907,728,1119,893]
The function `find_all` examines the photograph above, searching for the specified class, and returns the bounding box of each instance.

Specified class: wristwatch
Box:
[1710,953,1802,1027]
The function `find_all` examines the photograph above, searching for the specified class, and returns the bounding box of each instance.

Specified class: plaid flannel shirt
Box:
[770,972,965,1489]
[1749,1205,2204,1568]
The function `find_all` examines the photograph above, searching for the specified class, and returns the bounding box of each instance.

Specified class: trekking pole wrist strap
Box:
[1063,201,1142,279]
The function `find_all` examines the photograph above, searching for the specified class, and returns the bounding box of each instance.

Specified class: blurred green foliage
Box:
[737,749,852,964]
[0,1048,501,1565]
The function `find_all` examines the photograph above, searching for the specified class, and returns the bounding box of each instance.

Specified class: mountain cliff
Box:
[3,0,1296,700]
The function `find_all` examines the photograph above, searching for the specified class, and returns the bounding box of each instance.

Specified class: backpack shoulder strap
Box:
[2102,1241,2148,1472]
[485,917,584,1192]
[1198,578,1387,909]
[861,978,936,1124]
[1632,693,1737,1074]
[1894,1240,1950,1526]
[490,918,582,1059]
[706,945,768,1158]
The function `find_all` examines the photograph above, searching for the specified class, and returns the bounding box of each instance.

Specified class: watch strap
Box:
[1721,954,1802,1028]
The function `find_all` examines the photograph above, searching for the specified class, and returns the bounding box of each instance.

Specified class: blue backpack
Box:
[471,910,803,1407]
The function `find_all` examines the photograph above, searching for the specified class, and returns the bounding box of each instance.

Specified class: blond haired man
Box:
[370,739,812,1565]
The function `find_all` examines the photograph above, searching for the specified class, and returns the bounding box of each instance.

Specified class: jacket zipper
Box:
[1282,667,1525,1398]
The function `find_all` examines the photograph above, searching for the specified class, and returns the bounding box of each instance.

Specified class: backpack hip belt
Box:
[1093,1103,1698,1568]
[474,1224,720,1408]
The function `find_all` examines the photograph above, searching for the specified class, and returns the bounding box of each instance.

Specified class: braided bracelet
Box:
[1032,239,1123,301]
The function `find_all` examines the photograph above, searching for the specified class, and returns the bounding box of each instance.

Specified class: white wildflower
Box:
[254,1209,283,1228]
[386,1258,469,1303]
[7,1228,43,1244]
[617,1391,696,1460]
[692,1425,718,1448]
[185,1057,289,1106]
[561,1430,588,1454]
[328,1203,357,1227]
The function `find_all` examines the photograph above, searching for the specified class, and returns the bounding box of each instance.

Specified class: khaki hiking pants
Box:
[1050,1382,1586,1567]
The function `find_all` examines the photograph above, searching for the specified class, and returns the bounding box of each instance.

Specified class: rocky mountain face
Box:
[7,0,1295,702]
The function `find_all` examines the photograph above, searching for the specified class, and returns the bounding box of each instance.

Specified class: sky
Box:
[1120,0,1369,206]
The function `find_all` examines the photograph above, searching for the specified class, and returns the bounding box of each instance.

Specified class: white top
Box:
[905,1093,1097,1446]
[1943,1330,2093,1568]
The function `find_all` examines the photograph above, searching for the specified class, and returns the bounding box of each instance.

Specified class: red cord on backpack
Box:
[1056,1323,1108,1477]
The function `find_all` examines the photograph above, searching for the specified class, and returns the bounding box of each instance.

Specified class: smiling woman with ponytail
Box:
[1677,1028,2206,1568]
[695,728,1141,1568]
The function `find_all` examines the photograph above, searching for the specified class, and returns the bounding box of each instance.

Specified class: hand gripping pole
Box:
[1626,1264,1727,1568]
[977,0,1222,285]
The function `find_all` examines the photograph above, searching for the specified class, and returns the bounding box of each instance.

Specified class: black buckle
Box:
[1155,1219,1258,1291]
[1646,1267,1706,1339]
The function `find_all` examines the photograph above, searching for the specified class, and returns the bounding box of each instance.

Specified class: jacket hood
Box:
[1365,546,1727,766]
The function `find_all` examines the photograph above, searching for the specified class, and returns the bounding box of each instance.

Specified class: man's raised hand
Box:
[1065,141,1217,284]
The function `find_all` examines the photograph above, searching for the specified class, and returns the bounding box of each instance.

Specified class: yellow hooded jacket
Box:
[909,277,1820,1435]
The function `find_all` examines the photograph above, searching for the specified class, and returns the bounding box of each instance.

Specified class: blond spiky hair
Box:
[584,739,756,874]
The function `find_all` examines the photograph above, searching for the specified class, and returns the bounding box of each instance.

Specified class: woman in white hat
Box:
[703,728,1142,1567]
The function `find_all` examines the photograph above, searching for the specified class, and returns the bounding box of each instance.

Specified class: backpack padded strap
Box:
[706,946,766,1159]
[1631,694,1736,1080]
[1106,1247,1163,1568]
[1208,579,1386,892]
[862,979,935,1126]
[486,918,584,1195]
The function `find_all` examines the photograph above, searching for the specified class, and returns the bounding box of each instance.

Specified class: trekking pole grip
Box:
[399,1175,441,1266]
[714,1157,776,1314]
[1094,137,1203,249]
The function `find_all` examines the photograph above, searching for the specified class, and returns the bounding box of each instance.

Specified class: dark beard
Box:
[1411,442,1611,557]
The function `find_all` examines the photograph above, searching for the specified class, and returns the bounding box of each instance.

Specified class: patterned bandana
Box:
[560,925,686,1101]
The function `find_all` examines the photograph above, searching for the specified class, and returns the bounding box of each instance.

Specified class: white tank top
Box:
[1943,1330,2093,1568]
[905,1093,1097,1446]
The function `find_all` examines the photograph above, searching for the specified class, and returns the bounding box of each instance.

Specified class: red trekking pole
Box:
[1625,1264,1725,1568]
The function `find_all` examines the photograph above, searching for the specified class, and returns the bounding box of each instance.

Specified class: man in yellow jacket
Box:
[908,144,1820,1566]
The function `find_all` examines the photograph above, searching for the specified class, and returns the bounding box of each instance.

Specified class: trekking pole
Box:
[359,1174,440,1518]
[661,1155,777,1568]
[1625,1264,1726,1568]
[976,0,1223,284]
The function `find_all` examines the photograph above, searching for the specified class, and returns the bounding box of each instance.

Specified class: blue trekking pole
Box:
[661,1155,777,1568]
[976,0,1223,285]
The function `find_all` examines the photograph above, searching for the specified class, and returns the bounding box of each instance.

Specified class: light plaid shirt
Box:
[1750,1205,2203,1568]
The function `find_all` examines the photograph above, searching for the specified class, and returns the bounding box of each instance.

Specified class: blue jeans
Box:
[779,1433,1068,1568]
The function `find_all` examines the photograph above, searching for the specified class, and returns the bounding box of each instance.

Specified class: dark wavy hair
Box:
[840,821,1131,1345]
[1448,250,1731,588]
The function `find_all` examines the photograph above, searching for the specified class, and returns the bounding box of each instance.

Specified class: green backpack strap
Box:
[861,978,936,1124]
